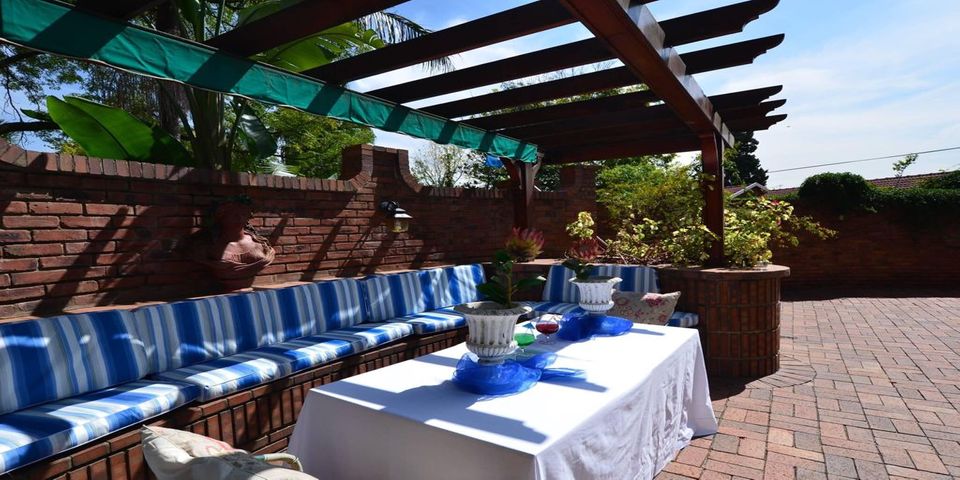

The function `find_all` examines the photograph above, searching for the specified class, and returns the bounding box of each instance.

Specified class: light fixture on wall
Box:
[379,200,412,233]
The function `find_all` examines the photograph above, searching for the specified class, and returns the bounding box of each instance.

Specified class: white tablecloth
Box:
[287,325,717,480]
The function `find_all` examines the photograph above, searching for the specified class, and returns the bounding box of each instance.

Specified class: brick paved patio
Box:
[659,294,960,480]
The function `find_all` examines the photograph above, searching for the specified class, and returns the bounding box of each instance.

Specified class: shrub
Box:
[919,170,960,189]
[597,163,703,231]
[797,172,875,212]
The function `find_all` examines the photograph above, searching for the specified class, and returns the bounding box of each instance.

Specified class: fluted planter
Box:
[454,301,530,365]
[570,276,622,314]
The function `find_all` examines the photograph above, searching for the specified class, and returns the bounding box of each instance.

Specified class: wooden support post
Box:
[504,158,540,230]
[700,133,725,266]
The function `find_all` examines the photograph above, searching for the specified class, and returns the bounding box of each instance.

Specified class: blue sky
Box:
[366,0,960,187]
[5,1,958,187]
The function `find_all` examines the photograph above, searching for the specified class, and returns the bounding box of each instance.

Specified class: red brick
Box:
[0,285,45,302]
[28,202,83,215]
[33,229,89,242]
[3,201,28,214]
[60,216,111,228]
[0,258,38,272]
[0,229,31,243]
[2,216,59,228]
[4,243,64,257]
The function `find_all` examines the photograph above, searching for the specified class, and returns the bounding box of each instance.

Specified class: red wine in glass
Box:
[535,318,559,344]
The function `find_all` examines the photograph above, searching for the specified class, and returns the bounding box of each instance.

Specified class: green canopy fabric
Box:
[0,0,538,162]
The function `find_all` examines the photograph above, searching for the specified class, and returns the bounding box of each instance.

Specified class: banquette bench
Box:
[0,263,696,479]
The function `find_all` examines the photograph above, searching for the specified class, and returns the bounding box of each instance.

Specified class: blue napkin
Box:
[557,312,633,342]
[452,351,585,395]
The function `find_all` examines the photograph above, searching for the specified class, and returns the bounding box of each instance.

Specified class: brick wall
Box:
[771,207,960,289]
[0,140,596,320]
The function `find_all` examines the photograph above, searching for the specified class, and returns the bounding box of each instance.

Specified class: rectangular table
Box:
[287,324,717,480]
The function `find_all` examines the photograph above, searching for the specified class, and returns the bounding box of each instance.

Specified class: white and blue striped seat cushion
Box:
[0,380,198,474]
[520,301,699,328]
[273,278,366,338]
[541,264,659,303]
[387,306,466,334]
[133,290,286,374]
[152,322,414,401]
[361,265,485,322]
[0,310,147,416]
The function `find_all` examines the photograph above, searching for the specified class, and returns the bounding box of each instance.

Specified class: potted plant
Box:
[455,245,545,365]
[504,227,544,262]
[563,213,621,314]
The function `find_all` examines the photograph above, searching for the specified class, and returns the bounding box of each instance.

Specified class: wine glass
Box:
[535,317,559,344]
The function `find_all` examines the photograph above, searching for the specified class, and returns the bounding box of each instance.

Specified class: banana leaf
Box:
[46,96,192,165]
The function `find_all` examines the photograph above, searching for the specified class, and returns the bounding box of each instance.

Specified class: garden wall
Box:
[771,207,960,289]
[0,140,596,320]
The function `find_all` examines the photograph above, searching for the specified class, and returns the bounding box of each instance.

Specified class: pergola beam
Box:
[544,136,700,164]
[559,0,732,144]
[367,5,778,104]
[206,0,408,56]
[662,0,780,46]
[466,37,785,130]
[306,1,576,84]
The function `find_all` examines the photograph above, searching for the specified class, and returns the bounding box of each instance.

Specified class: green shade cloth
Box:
[0,0,537,162]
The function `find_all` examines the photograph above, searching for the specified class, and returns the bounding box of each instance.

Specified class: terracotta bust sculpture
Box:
[185,198,276,291]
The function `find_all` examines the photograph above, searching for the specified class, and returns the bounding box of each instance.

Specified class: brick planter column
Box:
[658,265,790,378]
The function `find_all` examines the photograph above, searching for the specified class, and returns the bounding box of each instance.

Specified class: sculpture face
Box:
[215,202,253,233]
[184,200,275,291]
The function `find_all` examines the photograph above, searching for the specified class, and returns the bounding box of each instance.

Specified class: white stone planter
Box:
[570,276,622,314]
[454,301,530,365]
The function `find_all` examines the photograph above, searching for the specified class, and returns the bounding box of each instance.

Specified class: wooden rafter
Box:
[306,1,576,84]
[465,37,785,130]
[558,0,731,144]
[661,0,780,47]
[544,136,701,164]
[207,0,408,56]
[367,4,777,104]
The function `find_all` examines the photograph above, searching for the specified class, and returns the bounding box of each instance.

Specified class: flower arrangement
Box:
[504,227,544,262]
[563,237,602,280]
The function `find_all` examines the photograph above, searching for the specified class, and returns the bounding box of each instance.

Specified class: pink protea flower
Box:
[568,237,602,263]
[505,227,544,262]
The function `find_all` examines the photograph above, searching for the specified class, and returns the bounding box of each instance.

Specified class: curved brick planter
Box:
[658,265,790,378]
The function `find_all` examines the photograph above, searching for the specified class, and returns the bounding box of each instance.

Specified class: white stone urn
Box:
[454,301,531,365]
[570,276,622,314]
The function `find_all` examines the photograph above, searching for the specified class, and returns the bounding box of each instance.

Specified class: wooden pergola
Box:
[1,0,787,265]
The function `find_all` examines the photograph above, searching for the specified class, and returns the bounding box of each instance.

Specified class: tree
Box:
[410,143,474,187]
[265,109,373,179]
[2,1,443,173]
[723,131,768,186]
[892,153,918,188]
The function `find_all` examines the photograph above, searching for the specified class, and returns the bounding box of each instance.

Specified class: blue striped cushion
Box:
[541,264,659,303]
[152,323,414,401]
[0,380,197,474]
[361,265,485,322]
[133,290,285,374]
[387,306,466,334]
[317,323,414,352]
[273,279,366,337]
[0,310,147,416]
[668,311,700,328]
[152,351,286,402]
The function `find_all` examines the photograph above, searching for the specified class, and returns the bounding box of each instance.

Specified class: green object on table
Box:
[514,332,536,347]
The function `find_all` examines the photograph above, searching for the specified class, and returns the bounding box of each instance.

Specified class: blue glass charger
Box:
[557,312,633,342]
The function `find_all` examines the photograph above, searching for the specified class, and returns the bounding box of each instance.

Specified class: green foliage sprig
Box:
[476,251,545,308]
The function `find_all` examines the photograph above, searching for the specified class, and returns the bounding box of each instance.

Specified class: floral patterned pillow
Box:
[141,426,316,480]
[608,291,681,325]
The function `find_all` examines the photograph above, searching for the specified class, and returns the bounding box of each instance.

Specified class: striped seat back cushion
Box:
[361,265,485,323]
[133,290,284,374]
[541,264,659,303]
[0,310,147,416]
[273,278,366,336]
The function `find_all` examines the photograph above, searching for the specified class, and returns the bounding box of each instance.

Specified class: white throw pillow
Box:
[608,291,680,325]
[141,426,317,480]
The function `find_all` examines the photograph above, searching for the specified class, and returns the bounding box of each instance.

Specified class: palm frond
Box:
[358,11,454,73]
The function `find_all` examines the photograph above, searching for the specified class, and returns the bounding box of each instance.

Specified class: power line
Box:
[768,146,960,173]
